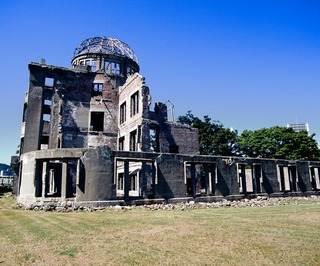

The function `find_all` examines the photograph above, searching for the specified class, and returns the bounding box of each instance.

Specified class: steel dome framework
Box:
[73,36,138,63]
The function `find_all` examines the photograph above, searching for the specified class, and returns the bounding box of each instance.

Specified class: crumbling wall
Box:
[118,73,151,151]
[158,122,200,155]
[77,145,116,201]
[155,154,186,199]
[87,73,120,150]
[17,147,320,208]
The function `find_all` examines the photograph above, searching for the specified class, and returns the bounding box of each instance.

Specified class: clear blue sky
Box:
[0,0,319,164]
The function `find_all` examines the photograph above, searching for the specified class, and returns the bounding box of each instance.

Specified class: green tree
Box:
[238,126,320,160]
[178,111,238,156]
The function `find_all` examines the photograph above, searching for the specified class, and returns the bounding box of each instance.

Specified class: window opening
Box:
[119,136,125,151]
[118,173,124,190]
[169,144,179,154]
[46,162,62,197]
[130,91,139,117]
[92,60,97,72]
[40,136,49,150]
[43,114,51,122]
[111,62,116,73]
[277,166,291,192]
[90,112,104,131]
[45,77,54,87]
[92,83,103,96]
[185,163,215,196]
[66,160,77,198]
[130,174,137,191]
[105,61,111,73]
[116,63,120,74]
[127,67,133,75]
[253,164,262,193]
[44,99,52,106]
[149,126,159,152]
[120,102,126,124]
[48,169,57,195]
[130,130,137,151]
[310,167,320,190]
[238,164,253,194]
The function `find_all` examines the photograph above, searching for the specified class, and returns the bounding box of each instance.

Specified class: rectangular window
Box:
[130,91,139,117]
[116,63,120,74]
[85,60,90,66]
[43,114,51,122]
[119,137,125,151]
[277,166,290,192]
[149,126,159,152]
[111,62,116,73]
[44,99,52,106]
[130,174,137,191]
[117,173,124,190]
[90,112,104,131]
[120,102,126,124]
[105,61,111,73]
[49,169,57,194]
[93,83,103,92]
[130,130,137,151]
[45,77,54,87]
[310,167,320,190]
[43,99,51,118]
[92,60,97,72]
[40,136,49,150]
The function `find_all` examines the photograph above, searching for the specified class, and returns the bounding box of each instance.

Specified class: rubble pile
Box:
[14,195,320,212]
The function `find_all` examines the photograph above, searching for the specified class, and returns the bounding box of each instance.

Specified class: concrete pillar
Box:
[190,163,196,197]
[141,162,147,198]
[124,160,130,200]
[42,161,47,198]
[210,164,216,195]
[204,164,210,195]
[61,162,67,199]
[152,162,156,197]
[240,164,247,194]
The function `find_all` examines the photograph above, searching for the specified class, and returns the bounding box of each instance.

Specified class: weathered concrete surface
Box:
[17,147,320,208]
[77,146,115,201]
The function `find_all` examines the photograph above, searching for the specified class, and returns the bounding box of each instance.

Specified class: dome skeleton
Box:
[73,36,138,63]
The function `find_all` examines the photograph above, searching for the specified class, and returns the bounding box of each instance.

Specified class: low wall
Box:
[17,146,320,207]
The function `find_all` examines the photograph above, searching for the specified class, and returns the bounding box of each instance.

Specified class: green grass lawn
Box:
[0,195,319,266]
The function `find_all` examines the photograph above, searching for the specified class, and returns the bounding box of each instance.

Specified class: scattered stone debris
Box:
[12,195,320,212]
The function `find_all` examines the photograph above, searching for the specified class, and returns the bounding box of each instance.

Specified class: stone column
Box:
[190,163,196,197]
[42,161,47,198]
[61,161,67,199]
[204,164,210,195]
[124,160,130,200]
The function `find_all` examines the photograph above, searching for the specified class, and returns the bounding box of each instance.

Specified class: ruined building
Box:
[17,37,319,207]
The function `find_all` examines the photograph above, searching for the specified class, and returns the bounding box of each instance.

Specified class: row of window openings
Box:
[120,91,139,124]
[34,161,320,199]
[118,128,140,152]
[79,60,135,75]
[41,107,104,132]
[41,111,103,132]
[184,163,316,196]
[43,83,139,124]
[44,63,135,90]
[118,128,159,152]
[117,173,138,192]
[43,99,52,122]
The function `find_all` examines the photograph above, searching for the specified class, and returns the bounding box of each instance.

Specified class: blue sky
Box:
[0,0,319,164]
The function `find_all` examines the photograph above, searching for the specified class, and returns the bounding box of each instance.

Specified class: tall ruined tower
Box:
[20,37,139,155]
